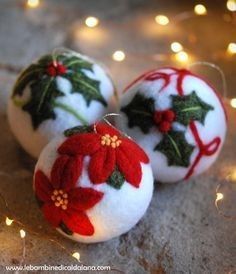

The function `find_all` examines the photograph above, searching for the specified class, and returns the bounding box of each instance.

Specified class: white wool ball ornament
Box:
[34,123,153,243]
[116,67,227,183]
[8,50,116,158]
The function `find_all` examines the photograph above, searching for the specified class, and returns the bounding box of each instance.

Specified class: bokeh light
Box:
[155,15,169,25]
[112,50,126,62]
[26,0,40,8]
[194,4,207,15]
[175,51,189,63]
[227,0,236,11]
[85,16,99,28]
[171,42,183,53]
[227,43,236,55]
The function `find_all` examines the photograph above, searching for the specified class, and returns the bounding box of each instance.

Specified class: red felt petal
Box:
[116,148,142,188]
[121,138,149,164]
[42,203,62,227]
[95,122,120,136]
[50,155,69,189]
[69,187,104,211]
[88,147,116,184]
[62,210,94,236]
[34,170,53,202]
[51,155,83,190]
[58,134,100,156]
[61,155,83,190]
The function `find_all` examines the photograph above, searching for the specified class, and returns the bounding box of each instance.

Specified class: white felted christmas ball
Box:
[8,50,116,158]
[116,67,227,183]
[34,123,153,243]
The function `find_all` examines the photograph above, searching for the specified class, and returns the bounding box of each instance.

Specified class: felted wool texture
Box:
[34,136,154,243]
[116,67,227,183]
[8,52,116,158]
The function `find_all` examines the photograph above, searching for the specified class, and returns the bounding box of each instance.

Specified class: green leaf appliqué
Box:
[65,71,106,106]
[155,130,194,167]
[22,79,63,129]
[107,168,125,189]
[171,91,214,126]
[121,93,155,134]
[12,54,106,129]
[63,55,107,106]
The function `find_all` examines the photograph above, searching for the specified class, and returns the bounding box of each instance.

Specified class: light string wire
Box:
[188,61,236,221]
[93,113,132,140]
[188,61,228,98]
[187,61,236,220]
[0,173,123,272]
[0,187,77,264]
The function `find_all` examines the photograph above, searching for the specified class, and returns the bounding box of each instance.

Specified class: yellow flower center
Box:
[101,134,122,148]
[51,189,69,210]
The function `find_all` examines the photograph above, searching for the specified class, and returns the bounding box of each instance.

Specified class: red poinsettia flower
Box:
[34,155,103,236]
[58,123,149,188]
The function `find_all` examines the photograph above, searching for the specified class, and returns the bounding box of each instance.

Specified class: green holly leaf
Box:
[22,78,64,129]
[12,64,44,97]
[64,125,93,137]
[121,93,155,134]
[172,91,214,126]
[65,71,107,106]
[107,168,125,189]
[64,56,93,72]
[155,130,195,167]
[62,55,107,106]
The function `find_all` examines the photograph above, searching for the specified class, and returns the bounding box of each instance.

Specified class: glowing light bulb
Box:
[194,4,207,15]
[175,51,189,63]
[155,15,169,26]
[227,0,236,11]
[26,0,40,8]
[171,42,183,53]
[5,217,13,226]
[72,252,80,261]
[230,98,236,108]
[216,193,224,202]
[112,50,126,62]
[20,229,26,239]
[85,17,99,28]
[227,43,236,55]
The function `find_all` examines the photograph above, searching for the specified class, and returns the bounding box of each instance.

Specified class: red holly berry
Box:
[159,121,171,133]
[163,110,175,122]
[153,109,175,133]
[46,62,67,77]
[57,63,67,75]
[46,65,57,77]
[153,111,163,125]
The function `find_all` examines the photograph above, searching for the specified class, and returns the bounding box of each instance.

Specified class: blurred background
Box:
[0,0,235,103]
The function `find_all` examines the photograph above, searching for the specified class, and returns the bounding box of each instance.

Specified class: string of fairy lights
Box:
[0,0,235,269]
[25,0,236,107]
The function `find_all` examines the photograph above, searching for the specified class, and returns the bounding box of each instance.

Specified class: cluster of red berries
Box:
[46,61,67,77]
[153,109,176,133]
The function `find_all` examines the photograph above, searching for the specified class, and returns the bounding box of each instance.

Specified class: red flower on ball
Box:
[34,155,103,236]
[58,123,149,188]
